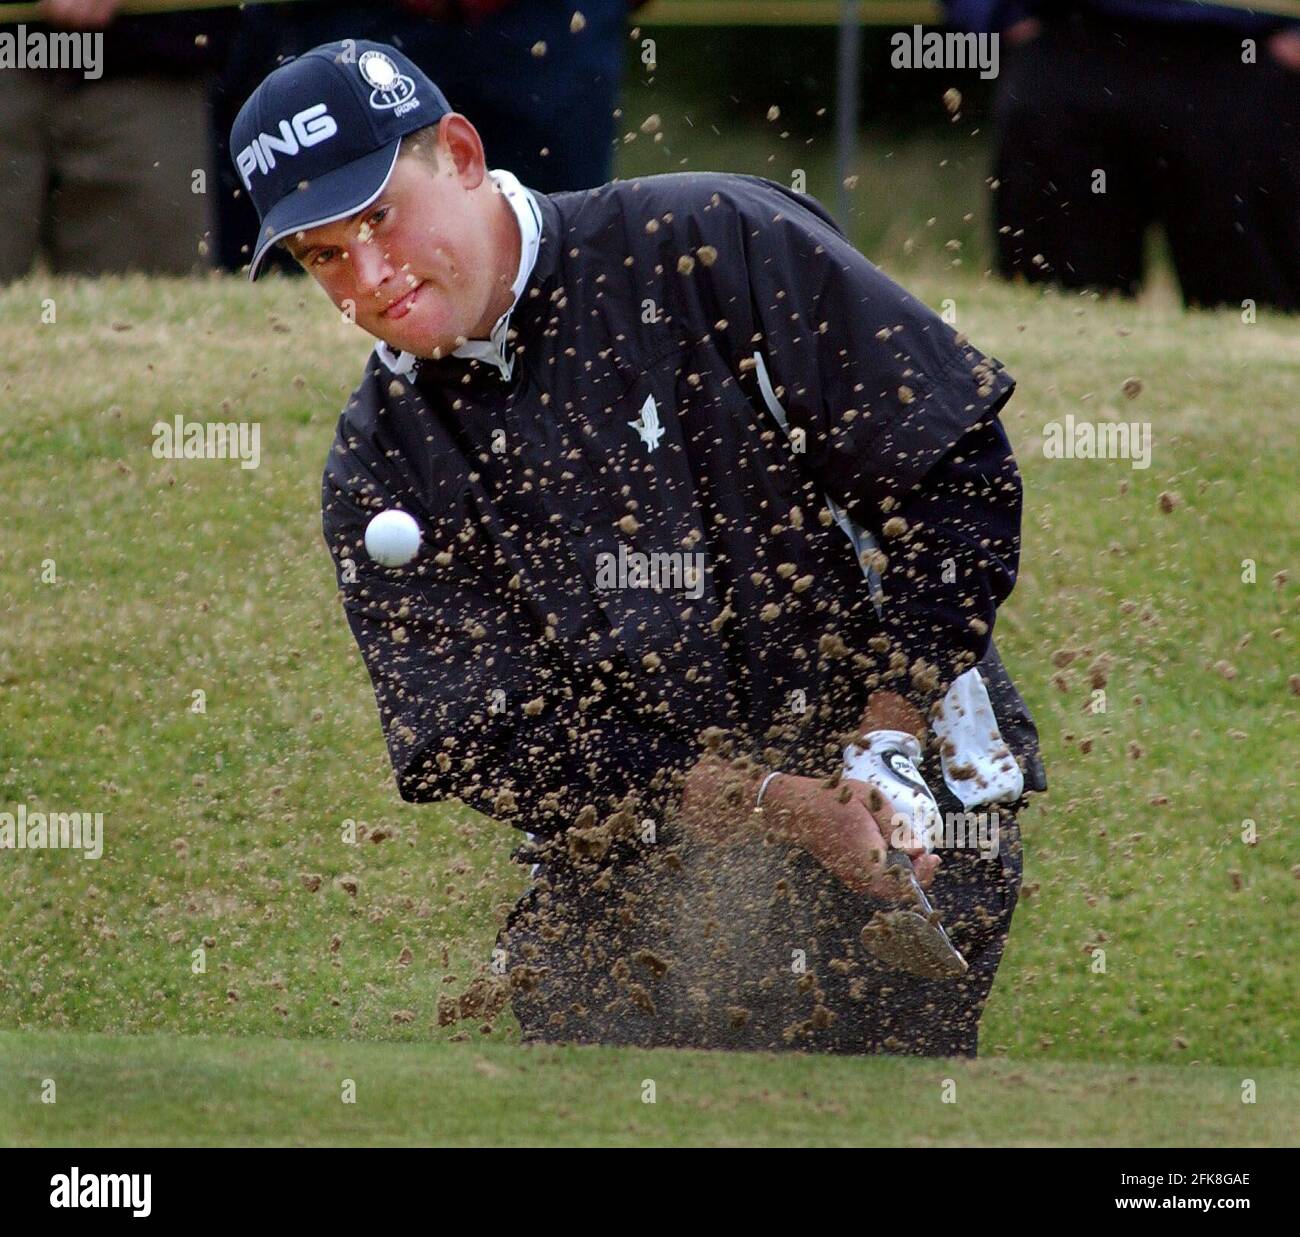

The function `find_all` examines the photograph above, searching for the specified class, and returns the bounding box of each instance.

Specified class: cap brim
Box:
[246,139,401,281]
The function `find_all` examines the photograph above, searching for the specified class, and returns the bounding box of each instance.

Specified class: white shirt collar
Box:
[375,168,541,382]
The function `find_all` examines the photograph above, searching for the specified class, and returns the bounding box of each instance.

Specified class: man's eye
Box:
[312,250,335,267]
[370,207,389,225]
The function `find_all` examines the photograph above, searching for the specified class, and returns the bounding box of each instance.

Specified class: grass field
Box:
[4,1031,1296,1147]
[0,124,1296,1144]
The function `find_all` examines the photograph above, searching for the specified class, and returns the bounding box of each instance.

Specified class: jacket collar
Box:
[375,169,557,383]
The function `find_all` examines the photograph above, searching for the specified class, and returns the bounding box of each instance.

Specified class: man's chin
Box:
[369,324,457,360]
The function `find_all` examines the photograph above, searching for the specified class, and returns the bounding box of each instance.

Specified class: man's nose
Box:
[352,241,395,298]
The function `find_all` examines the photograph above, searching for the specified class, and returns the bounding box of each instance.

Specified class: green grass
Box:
[0,127,1295,1143]
[3,1031,1294,1147]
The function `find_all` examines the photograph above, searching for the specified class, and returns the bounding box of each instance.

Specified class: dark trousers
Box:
[501,771,1027,1057]
[993,9,1300,309]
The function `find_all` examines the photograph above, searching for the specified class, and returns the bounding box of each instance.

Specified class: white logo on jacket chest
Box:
[628,394,665,452]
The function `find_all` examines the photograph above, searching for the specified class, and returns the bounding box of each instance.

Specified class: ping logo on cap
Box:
[358,50,419,116]
[235,102,338,190]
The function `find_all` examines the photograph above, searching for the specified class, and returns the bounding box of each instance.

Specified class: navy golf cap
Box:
[231,40,451,280]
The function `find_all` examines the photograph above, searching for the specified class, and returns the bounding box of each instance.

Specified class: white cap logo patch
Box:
[358,50,417,112]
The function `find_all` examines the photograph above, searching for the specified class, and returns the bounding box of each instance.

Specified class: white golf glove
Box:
[842,730,942,854]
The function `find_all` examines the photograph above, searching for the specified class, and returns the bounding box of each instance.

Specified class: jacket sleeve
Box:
[718,182,1023,713]
[321,425,602,830]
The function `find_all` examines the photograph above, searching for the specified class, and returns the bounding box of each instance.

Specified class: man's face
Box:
[284,119,502,358]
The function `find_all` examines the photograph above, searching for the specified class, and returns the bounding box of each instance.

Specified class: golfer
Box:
[232,41,1046,1056]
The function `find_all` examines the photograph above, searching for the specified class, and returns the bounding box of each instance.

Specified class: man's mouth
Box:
[380,281,426,320]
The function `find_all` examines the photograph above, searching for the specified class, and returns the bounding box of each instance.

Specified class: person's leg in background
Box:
[991,12,1148,296]
[1241,42,1300,310]
[210,4,294,276]
[0,70,57,282]
[212,2,627,271]
[398,0,627,192]
[47,75,211,276]
[1150,27,1300,312]
[211,2,412,275]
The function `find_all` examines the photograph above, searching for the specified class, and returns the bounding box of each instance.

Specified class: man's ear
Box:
[438,113,488,189]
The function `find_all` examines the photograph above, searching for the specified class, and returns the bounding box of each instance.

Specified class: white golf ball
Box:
[364,509,421,567]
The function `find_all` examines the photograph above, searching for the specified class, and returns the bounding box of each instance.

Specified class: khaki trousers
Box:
[0,70,211,279]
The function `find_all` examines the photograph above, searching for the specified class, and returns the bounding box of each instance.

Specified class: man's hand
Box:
[39,0,121,30]
[765,771,940,898]
[677,756,939,899]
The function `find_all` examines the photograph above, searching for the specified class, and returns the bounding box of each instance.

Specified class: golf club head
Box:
[859,850,969,980]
